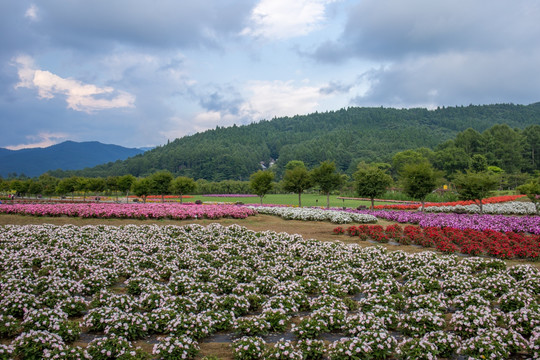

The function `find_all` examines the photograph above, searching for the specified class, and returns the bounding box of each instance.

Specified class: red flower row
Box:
[374,195,526,210]
[334,224,540,260]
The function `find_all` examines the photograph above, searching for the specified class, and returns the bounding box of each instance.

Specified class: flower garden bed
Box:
[334,224,540,260]
[424,201,538,215]
[352,209,540,234]
[0,223,539,359]
[250,206,378,224]
[374,195,526,210]
[0,203,255,220]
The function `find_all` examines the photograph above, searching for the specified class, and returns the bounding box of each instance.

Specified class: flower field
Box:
[251,206,378,224]
[423,201,538,215]
[374,195,526,210]
[0,203,256,220]
[1,223,539,359]
[335,223,540,260]
[352,209,540,234]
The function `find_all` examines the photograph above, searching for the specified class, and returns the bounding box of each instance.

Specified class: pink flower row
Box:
[0,203,256,220]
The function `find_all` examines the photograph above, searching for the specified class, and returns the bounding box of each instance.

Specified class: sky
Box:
[1,0,540,150]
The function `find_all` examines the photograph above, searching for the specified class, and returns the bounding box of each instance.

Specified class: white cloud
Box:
[13,55,135,113]
[5,132,69,150]
[25,4,38,21]
[242,0,337,40]
[242,80,323,119]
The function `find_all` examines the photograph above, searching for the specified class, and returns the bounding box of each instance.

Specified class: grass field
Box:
[191,194,399,208]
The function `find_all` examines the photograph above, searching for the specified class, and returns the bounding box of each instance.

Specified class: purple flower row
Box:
[349,209,540,235]
[0,203,256,220]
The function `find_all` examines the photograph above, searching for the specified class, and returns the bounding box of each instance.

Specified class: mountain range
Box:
[4,103,540,180]
[47,103,540,181]
[0,141,145,178]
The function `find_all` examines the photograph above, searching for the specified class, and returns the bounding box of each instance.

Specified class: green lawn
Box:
[190,193,396,208]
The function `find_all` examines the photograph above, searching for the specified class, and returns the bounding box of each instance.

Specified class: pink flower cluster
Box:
[0,203,256,220]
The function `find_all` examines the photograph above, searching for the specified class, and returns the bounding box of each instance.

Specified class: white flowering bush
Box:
[505,307,540,337]
[231,336,266,360]
[397,309,446,336]
[264,339,303,360]
[85,334,148,360]
[11,330,66,360]
[234,316,271,336]
[422,330,460,358]
[458,327,528,359]
[499,289,537,312]
[295,338,325,359]
[450,305,500,338]
[0,344,14,360]
[261,308,290,332]
[328,331,397,360]
[395,337,438,360]
[152,335,199,360]
[291,316,328,339]
[0,314,20,338]
[343,312,386,336]
[531,327,540,359]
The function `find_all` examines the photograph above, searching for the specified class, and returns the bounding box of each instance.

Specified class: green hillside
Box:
[53,103,540,180]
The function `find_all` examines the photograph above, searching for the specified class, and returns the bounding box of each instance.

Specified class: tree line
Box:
[2,157,539,215]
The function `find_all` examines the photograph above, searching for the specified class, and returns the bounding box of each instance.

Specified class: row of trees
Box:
[2,159,539,214]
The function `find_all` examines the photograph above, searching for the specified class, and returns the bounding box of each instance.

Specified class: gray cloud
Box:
[31,0,253,52]
[319,81,353,95]
[200,93,239,115]
[351,49,540,107]
[316,0,540,62]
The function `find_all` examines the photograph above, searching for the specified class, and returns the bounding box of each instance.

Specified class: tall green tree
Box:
[132,178,151,203]
[117,174,136,203]
[106,176,120,200]
[38,174,59,197]
[469,154,488,172]
[27,180,43,199]
[249,170,274,205]
[433,146,470,178]
[170,176,197,204]
[392,150,427,175]
[148,170,173,202]
[401,162,440,211]
[310,161,343,208]
[517,178,540,215]
[56,177,79,200]
[453,170,500,213]
[353,164,393,209]
[87,178,106,198]
[282,165,312,207]
[10,179,29,197]
[523,125,540,172]
[482,124,523,173]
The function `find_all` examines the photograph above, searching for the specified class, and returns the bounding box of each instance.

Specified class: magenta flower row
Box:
[0,203,256,220]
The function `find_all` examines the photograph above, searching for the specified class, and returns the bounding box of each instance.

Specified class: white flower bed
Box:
[0,223,539,359]
[424,201,538,215]
[250,206,378,224]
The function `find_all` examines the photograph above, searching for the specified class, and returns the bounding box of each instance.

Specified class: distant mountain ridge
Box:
[0,141,145,177]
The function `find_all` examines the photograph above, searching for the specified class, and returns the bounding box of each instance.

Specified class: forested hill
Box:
[54,103,540,180]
